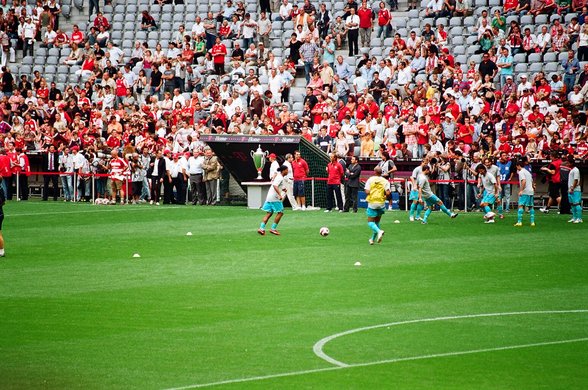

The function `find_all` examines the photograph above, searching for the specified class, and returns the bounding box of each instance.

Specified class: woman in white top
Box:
[578,24,588,61]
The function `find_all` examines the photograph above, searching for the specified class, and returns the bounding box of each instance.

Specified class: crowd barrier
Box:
[298,176,521,212]
[11,171,523,211]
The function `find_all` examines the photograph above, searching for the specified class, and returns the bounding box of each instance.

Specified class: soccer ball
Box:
[319,227,330,236]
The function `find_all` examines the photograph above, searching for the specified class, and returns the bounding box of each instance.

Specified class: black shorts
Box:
[132,182,142,197]
[548,182,561,199]
[0,213,4,230]
[293,180,305,197]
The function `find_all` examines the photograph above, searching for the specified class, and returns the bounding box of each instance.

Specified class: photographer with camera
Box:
[539,150,562,213]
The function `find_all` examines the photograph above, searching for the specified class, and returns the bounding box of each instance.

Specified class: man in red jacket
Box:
[0,149,11,200]
[292,150,309,210]
[325,152,344,212]
[357,0,373,48]
[211,37,227,76]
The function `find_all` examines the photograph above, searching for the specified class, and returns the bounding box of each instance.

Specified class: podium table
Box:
[242,181,272,209]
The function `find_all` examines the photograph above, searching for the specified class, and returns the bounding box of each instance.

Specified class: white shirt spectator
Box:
[191,22,205,37]
[279,2,292,20]
[109,46,124,66]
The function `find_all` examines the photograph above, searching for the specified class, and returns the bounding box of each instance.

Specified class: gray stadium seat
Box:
[543,52,557,63]
[515,63,528,73]
[528,53,542,63]
[544,62,559,73]
[550,14,562,23]
[514,53,526,63]
[529,62,543,73]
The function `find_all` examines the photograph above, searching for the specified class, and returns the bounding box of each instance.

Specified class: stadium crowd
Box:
[0,0,586,207]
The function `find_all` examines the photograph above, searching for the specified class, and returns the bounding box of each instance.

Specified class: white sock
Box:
[0,249,5,255]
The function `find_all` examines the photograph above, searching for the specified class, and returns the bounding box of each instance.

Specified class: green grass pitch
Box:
[1,201,587,389]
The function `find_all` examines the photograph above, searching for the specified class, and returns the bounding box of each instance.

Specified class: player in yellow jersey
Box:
[364,166,391,245]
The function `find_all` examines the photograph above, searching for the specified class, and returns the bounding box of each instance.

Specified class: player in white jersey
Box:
[514,159,535,227]
[408,159,427,221]
[476,164,501,223]
[418,164,458,224]
[483,157,504,219]
[566,156,583,224]
[258,165,289,236]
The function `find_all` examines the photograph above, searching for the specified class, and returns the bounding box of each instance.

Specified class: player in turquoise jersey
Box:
[418,164,458,224]
[567,156,583,224]
[408,159,427,221]
[476,164,502,223]
[514,159,536,227]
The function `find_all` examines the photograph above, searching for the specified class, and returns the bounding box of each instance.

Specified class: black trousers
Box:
[163,177,174,204]
[18,174,28,200]
[347,29,358,56]
[173,176,187,204]
[344,185,359,212]
[326,184,343,211]
[43,174,59,200]
[151,177,162,203]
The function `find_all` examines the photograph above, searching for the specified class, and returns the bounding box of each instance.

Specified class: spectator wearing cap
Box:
[268,153,280,180]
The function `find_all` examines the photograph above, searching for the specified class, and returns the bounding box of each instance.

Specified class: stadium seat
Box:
[20,65,31,76]
[111,31,123,41]
[45,65,56,75]
[453,46,465,55]
[466,45,480,55]
[550,14,562,23]
[450,26,464,36]
[528,53,542,63]
[565,13,579,23]
[506,15,520,25]
[544,62,559,73]
[514,53,526,63]
[460,16,474,28]
[543,52,557,63]
[529,62,543,73]
[449,17,463,27]
[520,15,534,25]
[515,63,528,73]
[535,15,549,25]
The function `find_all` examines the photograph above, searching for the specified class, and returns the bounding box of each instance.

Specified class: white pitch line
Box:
[164,309,588,390]
[7,206,182,217]
[313,309,588,367]
[165,337,588,390]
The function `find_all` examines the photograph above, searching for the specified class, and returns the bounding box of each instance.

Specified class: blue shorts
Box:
[293,180,305,197]
[482,191,496,205]
[409,190,419,201]
[568,191,582,205]
[262,201,284,213]
[366,207,385,218]
[518,194,534,207]
[424,194,441,206]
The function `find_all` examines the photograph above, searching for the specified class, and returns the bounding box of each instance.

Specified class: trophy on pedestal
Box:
[250,145,269,180]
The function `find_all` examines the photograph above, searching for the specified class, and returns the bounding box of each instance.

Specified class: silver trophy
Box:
[250,145,269,180]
